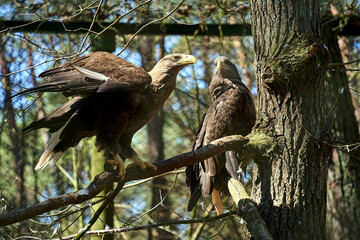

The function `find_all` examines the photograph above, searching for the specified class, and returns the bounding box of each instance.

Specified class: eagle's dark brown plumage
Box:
[186,56,256,214]
[14,51,196,176]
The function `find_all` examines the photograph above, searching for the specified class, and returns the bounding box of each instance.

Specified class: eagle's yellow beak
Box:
[218,60,222,70]
[217,59,230,72]
[178,54,196,65]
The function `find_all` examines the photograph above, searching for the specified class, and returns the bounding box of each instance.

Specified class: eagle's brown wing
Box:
[12,51,151,98]
[23,97,84,133]
[16,52,151,134]
[186,79,255,212]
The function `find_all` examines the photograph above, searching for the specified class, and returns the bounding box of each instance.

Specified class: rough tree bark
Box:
[249,1,330,239]
[323,22,360,240]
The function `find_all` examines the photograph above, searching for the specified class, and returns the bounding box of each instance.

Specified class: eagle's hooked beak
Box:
[218,60,223,70]
[178,54,197,65]
[217,59,229,72]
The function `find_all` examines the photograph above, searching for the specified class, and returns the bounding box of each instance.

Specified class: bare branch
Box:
[117,0,187,55]
[57,210,239,240]
[0,171,118,226]
[228,178,273,240]
[77,0,105,53]
[328,59,360,68]
[0,135,249,227]
[74,181,125,240]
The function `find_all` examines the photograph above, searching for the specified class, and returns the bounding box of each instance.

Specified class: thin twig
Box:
[74,181,125,240]
[328,59,360,68]
[322,0,357,26]
[117,0,187,56]
[0,0,153,78]
[77,0,105,53]
[123,169,184,189]
[57,210,239,239]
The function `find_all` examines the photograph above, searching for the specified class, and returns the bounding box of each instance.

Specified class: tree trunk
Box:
[138,35,174,240]
[0,39,26,209]
[90,139,114,240]
[26,43,48,202]
[88,40,114,240]
[323,22,360,239]
[249,1,330,239]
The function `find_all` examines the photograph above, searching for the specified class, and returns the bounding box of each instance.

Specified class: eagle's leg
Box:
[211,189,224,215]
[127,156,157,172]
[106,154,126,180]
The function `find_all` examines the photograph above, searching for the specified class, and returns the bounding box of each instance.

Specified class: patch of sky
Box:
[170,100,181,112]
[354,40,360,50]
[121,187,149,215]
[2,36,57,109]
[115,46,142,66]
[251,86,258,96]
[174,136,186,145]
[0,4,16,19]
[164,36,180,53]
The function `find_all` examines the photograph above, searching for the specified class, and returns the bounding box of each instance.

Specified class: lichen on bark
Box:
[249,1,331,239]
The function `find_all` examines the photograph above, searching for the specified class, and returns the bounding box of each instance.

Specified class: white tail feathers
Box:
[35,126,65,170]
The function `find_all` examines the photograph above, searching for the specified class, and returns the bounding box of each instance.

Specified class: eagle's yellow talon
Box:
[106,154,125,180]
[127,156,157,172]
[106,160,118,165]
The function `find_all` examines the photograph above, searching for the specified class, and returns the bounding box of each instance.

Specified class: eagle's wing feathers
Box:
[23,97,84,133]
[187,97,228,210]
[186,56,256,214]
[12,52,152,98]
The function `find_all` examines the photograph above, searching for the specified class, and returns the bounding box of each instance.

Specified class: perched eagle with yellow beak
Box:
[186,56,255,215]
[12,51,196,177]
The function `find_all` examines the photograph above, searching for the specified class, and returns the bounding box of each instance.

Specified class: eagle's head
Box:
[150,53,196,78]
[210,56,244,100]
[213,56,241,80]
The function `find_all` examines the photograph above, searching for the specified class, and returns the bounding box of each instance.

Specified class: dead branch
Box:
[0,135,248,227]
[228,178,273,240]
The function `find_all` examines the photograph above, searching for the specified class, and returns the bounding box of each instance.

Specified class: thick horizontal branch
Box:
[1,16,359,36]
[0,20,251,36]
[126,135,249,181]
[0,135,249,227]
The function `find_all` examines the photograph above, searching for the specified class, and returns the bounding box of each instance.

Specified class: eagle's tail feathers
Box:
[35,126,65,171]
[187,183,203,212]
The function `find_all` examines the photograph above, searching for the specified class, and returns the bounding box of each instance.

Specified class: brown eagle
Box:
[186,56,255,214]
[13,51,196,177]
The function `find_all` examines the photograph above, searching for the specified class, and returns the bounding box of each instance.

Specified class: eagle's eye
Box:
[172,56,180,61]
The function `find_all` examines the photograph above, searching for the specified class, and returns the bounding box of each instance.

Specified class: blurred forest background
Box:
[0,0,360,239]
